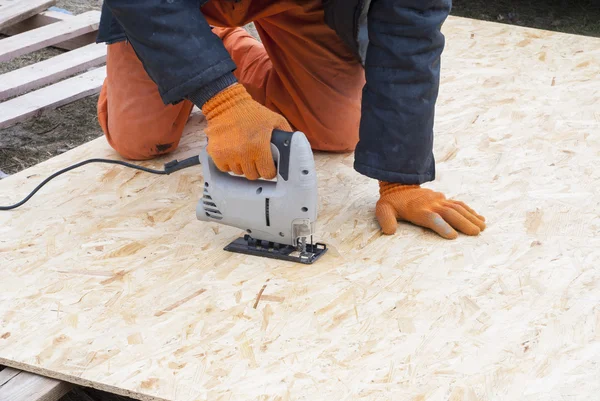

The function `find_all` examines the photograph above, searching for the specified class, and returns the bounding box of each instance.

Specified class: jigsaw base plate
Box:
[224,235,327,264]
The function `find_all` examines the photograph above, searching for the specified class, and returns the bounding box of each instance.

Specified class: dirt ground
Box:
[453,0,600,37]
[1,0,599,177]
[0,0,103,176]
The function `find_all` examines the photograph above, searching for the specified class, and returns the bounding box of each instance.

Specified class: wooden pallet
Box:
[0,365,134,401]
[0,365,71,401]
[0,1,106,129]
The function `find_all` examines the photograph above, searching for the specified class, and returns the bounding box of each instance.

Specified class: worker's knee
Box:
[106,126,180,161]
[98,86,193,160]
[274,64,364,153]
[98,40,194,160]
[294,100,361,153]
[107,115,188,161]
[306,119,359,153]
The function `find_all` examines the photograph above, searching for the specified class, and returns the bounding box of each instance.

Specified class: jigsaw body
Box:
[197,130,327,264]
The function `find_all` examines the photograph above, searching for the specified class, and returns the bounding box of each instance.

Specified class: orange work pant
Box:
[97,0,365,160]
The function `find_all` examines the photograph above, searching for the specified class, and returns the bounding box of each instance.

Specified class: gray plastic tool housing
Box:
[196,130,318,247]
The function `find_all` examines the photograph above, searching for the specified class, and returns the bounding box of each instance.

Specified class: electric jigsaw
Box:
[196,130,327,264]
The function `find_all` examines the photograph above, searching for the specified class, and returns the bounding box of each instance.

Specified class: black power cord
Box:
[0,156,201,211]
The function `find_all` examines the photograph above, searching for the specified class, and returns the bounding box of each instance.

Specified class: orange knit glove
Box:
[376,182,486,239]
[201,83,292,180]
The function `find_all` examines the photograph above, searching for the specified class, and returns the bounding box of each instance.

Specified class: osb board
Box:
[1,16,600,401]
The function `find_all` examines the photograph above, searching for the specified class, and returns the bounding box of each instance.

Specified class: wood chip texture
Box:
[0,17,599,401]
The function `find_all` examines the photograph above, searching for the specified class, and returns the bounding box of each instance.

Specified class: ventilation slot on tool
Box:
[265,198,270,226]
[203,187,222,220]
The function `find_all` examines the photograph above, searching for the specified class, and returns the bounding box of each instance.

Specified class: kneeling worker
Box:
[96,0,486,239]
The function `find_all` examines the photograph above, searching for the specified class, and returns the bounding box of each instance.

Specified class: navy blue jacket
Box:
[97,0,451,185]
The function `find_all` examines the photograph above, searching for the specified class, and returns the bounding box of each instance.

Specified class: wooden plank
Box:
[0,43,106,101]
[0,366,21,386]
[0,17,600,401]
[0,10,70,31]
[0,10,97,51]
[0,367,71,401]
[0,66,105,129]
[0,0,56,31]
[0,10,101,63]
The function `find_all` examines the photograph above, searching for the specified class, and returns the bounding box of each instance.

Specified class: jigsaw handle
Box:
[270,130,294,181]
[203,130,295,181]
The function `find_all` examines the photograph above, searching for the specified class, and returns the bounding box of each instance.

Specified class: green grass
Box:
[451,0,600,37]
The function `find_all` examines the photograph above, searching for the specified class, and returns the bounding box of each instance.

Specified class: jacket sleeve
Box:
[103,0,237,105]
[353,0,451,184]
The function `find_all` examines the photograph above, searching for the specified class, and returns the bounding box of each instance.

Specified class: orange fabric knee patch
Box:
[98,41,193,160]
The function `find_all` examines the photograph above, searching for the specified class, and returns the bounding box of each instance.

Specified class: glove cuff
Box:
[188,73,238,108]
[379,181,420,196]
[201,83,251,118]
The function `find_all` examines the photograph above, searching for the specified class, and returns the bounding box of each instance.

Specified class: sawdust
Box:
[56,0,102,14]
[0,96,101,174]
